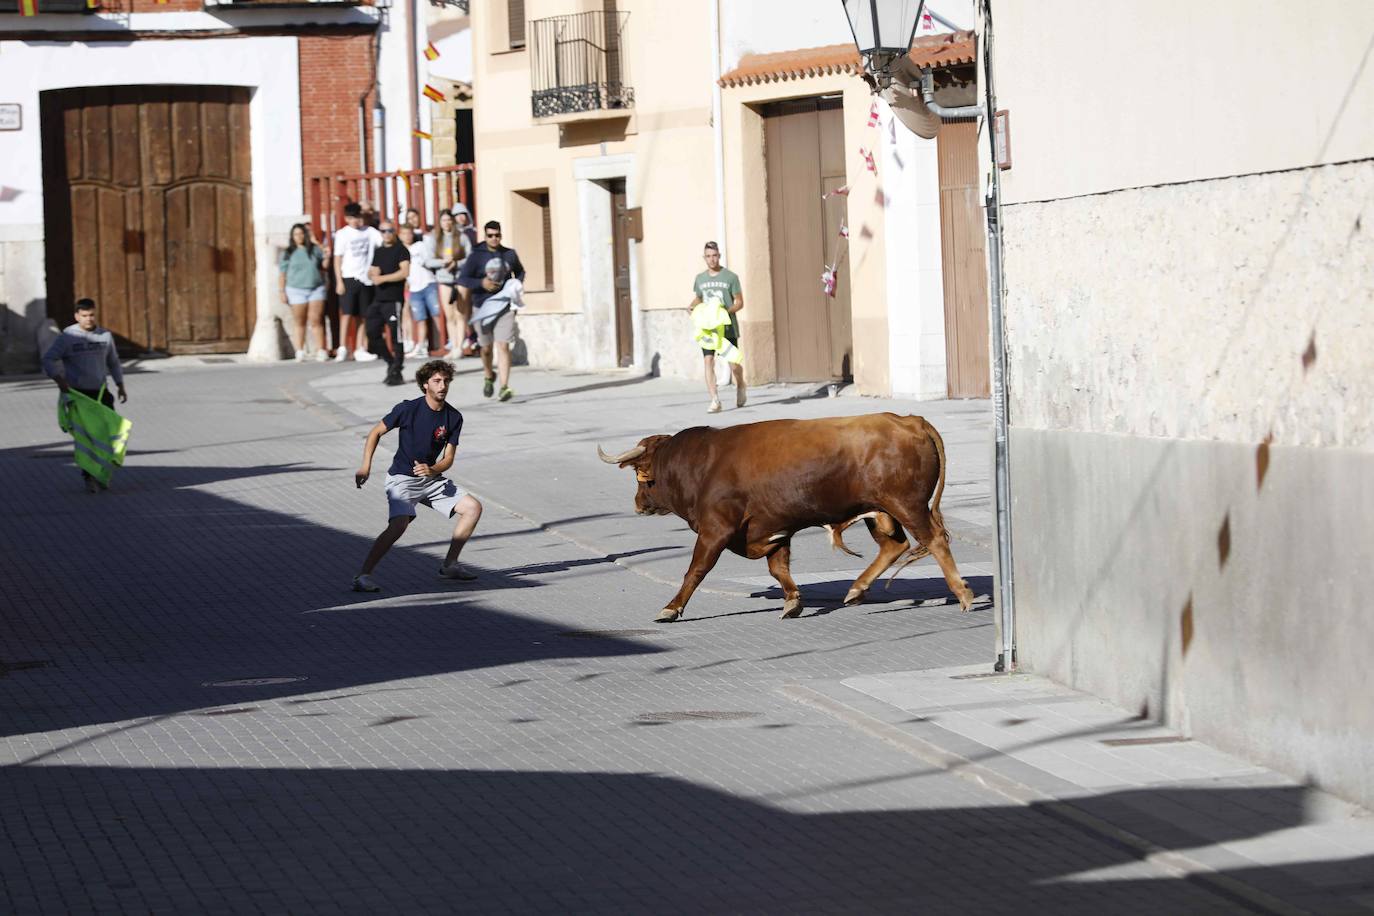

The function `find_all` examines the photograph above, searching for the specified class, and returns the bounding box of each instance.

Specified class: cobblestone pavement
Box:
[0,359,1353,914]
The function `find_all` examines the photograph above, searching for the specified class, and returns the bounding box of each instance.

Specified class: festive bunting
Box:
[424,41,440,61]
[867,102,879,128]
[922,11,934,29]
[859,147,877,175]
[395,170,412,191]
[422,84,445,103]
[412,129,433,141]
[821,266,837,299]
[838,224,849,239]
[821,184,850,201]
[19,0,37,14]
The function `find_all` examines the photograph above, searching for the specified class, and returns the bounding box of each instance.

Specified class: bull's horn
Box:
[597,444,646,464]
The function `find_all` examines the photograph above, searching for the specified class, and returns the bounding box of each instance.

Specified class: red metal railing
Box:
[308,164,476,242]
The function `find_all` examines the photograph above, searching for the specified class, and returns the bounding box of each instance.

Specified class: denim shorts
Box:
[285,285,326,306]
[408,283,441,321]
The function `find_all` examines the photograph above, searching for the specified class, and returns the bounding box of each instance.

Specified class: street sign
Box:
[0,104,21,132]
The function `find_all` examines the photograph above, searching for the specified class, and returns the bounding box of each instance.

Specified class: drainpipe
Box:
[919,67,983,119]
[408,0,422,171]
[978,0,1016,672]
[709,0,727,260]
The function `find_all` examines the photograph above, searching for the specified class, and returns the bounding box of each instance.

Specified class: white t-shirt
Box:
[333,225,383,283]
[406,238,437,292]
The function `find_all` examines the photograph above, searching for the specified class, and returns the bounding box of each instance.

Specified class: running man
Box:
[42,298,128,493]
[352,359,483,592]
[688,240,746,413]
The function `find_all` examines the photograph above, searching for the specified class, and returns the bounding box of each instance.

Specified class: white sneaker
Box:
[334,348,351,363]
[354,350,379,362]
[295,349,307,362]
[438,563,479,581]
[352,573,380,592]
[707,399,722,413]
[315,350,329,362]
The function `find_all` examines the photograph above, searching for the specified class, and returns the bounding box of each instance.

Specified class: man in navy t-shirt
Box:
[351,359,484,592]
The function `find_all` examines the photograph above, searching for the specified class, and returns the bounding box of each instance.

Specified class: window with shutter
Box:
[508,0,526,49]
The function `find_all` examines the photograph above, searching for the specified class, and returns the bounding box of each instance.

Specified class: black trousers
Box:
[365,298,406,378]
[74,387,115,480]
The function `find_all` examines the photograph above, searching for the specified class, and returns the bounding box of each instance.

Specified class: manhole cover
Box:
[204,676,307,687]
[560,629,661,639]
[200,357,235,364]
[1100,735,1191,747]
[635,711,759,723]
[950,671,1005,680]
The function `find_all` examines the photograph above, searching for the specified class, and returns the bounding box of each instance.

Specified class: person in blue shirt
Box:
[351,359,483,592]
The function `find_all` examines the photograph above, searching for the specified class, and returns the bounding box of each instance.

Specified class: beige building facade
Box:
[470,0,987,397]
[991,0,1374,808]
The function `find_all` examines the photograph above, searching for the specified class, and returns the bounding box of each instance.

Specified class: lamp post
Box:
[839,0,926,91]
[840,0,1016,672]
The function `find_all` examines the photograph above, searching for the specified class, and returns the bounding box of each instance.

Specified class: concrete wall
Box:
[993,0,1374,807]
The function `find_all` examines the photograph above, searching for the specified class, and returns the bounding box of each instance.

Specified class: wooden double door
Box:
[41,85,256,354]
[763,96,852,381]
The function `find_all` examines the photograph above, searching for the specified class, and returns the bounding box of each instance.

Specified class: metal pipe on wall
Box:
[709,0,728,260]
[408,0,422,171]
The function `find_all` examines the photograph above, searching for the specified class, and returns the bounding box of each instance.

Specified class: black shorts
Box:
[702,330,738,357]
[340,278,375,317]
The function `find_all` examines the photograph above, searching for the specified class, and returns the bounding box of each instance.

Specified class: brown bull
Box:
[598,413,975,622]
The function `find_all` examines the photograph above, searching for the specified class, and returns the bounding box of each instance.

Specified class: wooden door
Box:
[764,96,850,381]
[610,179,634,367]
[40,85,255,354]
[937,118,991,398]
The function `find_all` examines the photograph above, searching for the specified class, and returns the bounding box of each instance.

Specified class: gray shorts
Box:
[476,309,517,348]
[384,473,465,519]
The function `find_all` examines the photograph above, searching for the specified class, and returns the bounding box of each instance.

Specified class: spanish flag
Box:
[19,0,38,15]
[412,129,432,141]
[395,170,411,191]
[422,84,445,104]
[424,41,440,61]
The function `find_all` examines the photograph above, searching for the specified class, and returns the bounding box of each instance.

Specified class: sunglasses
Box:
[381,228,396,234]
[486,232,502,238]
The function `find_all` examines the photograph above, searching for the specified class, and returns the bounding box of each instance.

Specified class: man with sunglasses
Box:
[367,220,411,386]
[457,220,526,400]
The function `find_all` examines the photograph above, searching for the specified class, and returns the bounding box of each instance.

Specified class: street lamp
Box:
[840,0,926,92]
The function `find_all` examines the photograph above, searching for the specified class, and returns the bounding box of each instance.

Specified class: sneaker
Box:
[384,372,405,387]
[84,477,99,494]
[498,386,514,402]
[406,341,424,357]
[295,349,307,363]
[482,376,495,398]
[438,563,479,581]
[707,399,722,413]
[736,388,747,408]
[334,348,351,363]
[315,350,329,362]
[354,349,379,362]
[352,574,380,592]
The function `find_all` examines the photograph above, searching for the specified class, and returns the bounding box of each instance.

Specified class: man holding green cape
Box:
[43,298,132,493]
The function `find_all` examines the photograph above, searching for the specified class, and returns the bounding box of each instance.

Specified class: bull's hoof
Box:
[843,587,865,606]
[956,580,974,612]
[656,607,682,623]
[780,597,803,619]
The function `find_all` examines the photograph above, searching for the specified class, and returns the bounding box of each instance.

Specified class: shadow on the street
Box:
[515,371,656,403]
[0,765,1362,913]
[749,574,995,609]
[0,449,665,738]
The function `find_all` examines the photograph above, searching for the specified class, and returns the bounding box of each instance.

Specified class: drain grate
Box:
[204,676,307,688]
[635,711,759,723]
[950,671,1005,680]
[200,357,235,364]
[1100,735,1192,747]
[560,629,661,639]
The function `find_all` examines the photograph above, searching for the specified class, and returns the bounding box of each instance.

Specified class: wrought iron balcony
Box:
[530,9,634,120]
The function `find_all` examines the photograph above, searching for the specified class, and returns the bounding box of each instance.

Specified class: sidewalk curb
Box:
[780,680,1311,916]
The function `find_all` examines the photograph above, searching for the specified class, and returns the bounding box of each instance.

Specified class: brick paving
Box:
[0,359,1336,913]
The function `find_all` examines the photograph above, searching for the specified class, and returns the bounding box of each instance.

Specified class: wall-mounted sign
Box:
[994,109,1012,171]
[0,104,21,132]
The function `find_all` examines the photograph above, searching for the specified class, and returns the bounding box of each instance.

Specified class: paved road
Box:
[0,359,1267,913]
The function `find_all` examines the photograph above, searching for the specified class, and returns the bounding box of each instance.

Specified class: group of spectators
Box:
[277,201,526,399]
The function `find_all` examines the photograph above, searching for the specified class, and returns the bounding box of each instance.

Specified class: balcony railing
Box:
[0,0,96,12]
[529,9,634,119]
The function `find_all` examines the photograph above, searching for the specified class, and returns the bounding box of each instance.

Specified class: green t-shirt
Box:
[693,268,742,337]
[279,245,325,290]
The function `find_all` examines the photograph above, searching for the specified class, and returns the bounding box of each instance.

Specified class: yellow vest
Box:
[691,302,743,365]
[58,388,132,486]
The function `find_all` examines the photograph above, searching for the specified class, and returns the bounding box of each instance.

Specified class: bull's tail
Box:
[884,418,947,586]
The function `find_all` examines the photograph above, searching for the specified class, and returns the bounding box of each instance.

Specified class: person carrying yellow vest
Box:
[42,298,131,493]
[687,240,746,413]
[58,386,132,490]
